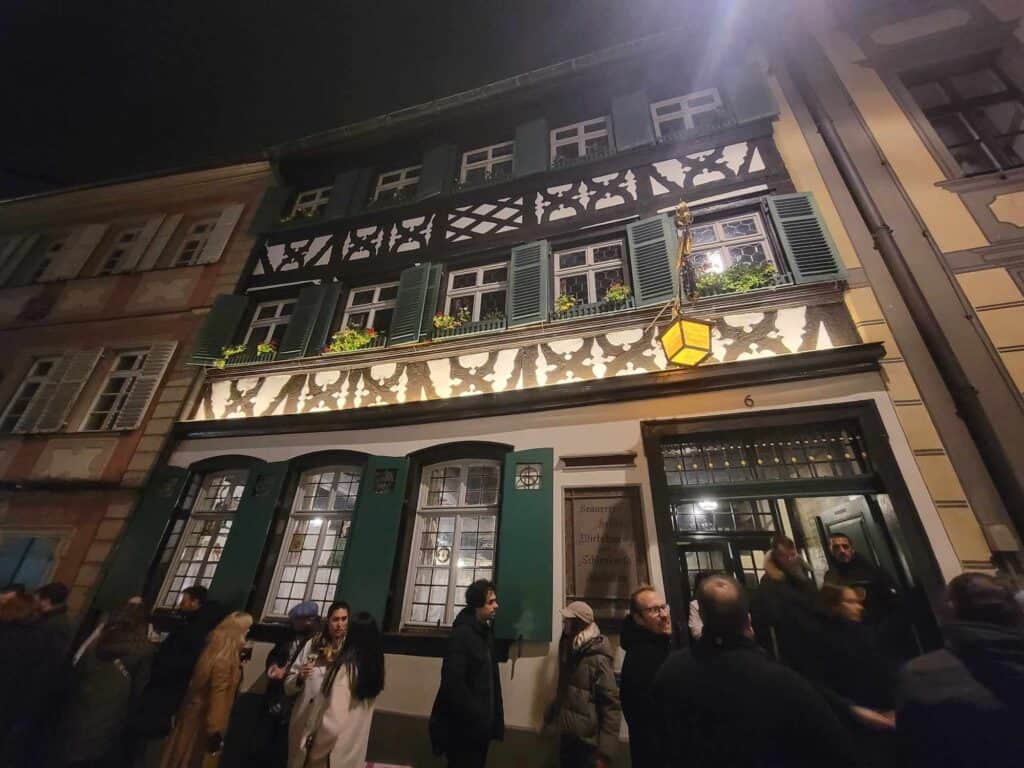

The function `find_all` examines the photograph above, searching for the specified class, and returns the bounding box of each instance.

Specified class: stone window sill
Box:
[936,166,1024,195]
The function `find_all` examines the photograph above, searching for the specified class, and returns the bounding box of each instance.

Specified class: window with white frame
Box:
[341,283,398,334]
[403,460,500,627]
[174,218,218,267]
[157,469,249,609]
[551,117,612,164]
[651,88,727,138]
[372,165,422,203]
[82,350,149,431]
[243,300,296,347]
[553,240,628,305]
[264,465,363,618]
[445,263,508,322]
[460,142,515,184]
[689,211,778,277]
[98,227,142,276]
[33,237,68,283]
[0,357,60,433]
[291,186,332,218]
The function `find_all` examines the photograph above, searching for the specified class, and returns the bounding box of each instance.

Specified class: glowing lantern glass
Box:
[660,316,713,367]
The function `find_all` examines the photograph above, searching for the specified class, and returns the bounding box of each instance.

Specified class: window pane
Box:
[480,291,506,319]
[448,295,475,317]
[378,285,398,302]
[492,144,514,158]
[347,312,369,329]
[594,268,625,298]
[452,272,477,289]
[351,289,376,306]
[559,274,588,302]
[482,267,507,284]
[427,466,461,506]
[584,135,610,154]
[950,68,1006,99]
[721,218,759,239]
[977,101,1024,137]
[908,81,950,110]
[373,308,394,333]
[950,142,998,175]
[558,251,586,269]
[554,144,580,161]
[465,465,499,505]
[593,244,623,263]
[727,243,769,268]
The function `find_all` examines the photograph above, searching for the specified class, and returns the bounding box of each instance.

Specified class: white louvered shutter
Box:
[32,350,103,433]
[197,204,244,264]
[38,225,108,282]
[112,341,177,430]
[115,215,164,273]
[136,214,183,271]
[11,355,64,434]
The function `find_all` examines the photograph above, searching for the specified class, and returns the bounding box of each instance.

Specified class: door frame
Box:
[642,400,947,625]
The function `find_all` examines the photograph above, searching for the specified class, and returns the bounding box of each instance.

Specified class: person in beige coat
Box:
[291,611,385,768]
[159,611,252,768]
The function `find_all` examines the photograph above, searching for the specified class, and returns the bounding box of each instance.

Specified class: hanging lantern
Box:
[658,200,714,367]
[660,315,713,367]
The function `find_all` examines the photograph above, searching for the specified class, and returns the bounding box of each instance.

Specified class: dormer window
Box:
[551,117,612,165]
[651,88,727,138]
[372,165,422,204]
[460,142,515,185]
[290,186,332,219]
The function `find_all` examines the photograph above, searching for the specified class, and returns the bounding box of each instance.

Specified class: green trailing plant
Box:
[554,293,579,313]
[603,283,632,303]
[481,310,506,323]
[432,307,471,331]
[324,326,378,353]
[695,262,778,298]
[256,339,278,356]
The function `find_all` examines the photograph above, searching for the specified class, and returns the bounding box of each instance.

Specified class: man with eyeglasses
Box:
[620,586,683,768]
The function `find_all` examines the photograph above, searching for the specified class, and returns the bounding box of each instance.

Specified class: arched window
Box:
[156,468,249,609]
[402,459,500,627]
[263,465,362,618]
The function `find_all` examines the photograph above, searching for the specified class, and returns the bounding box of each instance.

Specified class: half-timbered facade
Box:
[89,9,1024,764]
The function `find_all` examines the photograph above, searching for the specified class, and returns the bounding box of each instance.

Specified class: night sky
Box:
[1,0,682,198]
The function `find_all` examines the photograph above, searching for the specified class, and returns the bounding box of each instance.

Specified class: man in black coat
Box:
[897,572,1024,767]
[653,574,859,768]
[430,579,504,768]
[824,533,899,626]
[750,534,821,668]
[619,585,683,768]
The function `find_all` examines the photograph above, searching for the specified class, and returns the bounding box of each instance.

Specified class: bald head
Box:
[697,574,752,641]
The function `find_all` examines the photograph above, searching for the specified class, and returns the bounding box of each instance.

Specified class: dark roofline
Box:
[267,26,689,160]
[0,150,266,206]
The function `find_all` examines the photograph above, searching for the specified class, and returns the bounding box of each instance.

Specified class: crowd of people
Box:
[1,528,1022,768]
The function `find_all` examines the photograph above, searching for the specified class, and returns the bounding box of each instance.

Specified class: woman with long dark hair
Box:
[293,611,385,768]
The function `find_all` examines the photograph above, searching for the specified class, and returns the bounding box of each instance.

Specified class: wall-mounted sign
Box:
[564,486,649,620]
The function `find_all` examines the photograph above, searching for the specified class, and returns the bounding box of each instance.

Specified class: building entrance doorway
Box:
[645,403,944,651]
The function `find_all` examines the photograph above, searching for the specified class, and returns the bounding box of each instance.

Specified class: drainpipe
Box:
[785,50,1024,555]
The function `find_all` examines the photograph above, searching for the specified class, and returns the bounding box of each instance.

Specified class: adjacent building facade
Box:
[5,0,1024,765]
[0,162,269,614]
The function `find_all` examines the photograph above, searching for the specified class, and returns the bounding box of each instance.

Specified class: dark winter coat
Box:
[750,552,821,669]
[810,615,896,710]
[0,618,64,767]
[652,636,860,768]
[429,607,505,755]
[549,630,621,761]
[619,615,683,768]
[897,621,1024,768]
[63,629,154,764]
[131,600,229,738]
[38,603,73,657]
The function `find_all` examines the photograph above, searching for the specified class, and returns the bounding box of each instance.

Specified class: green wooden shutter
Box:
[723,62,779,125]
[626,215,678,307]
[494,448,553,642]
[335,456,410,623]
[249,185,295,234]
[514,118,549,178]
[417,144,458,201]
[326,168,375,219]
[611,90,655,151]
[208,461,290,610]
[389,263,431,345]
[421,264,443,336]
[189,294,250,365]
[507,241,550,327]
[305,283,342,356]
[92,465,189,611]
[766,193,846,284]
[277,284,340,360]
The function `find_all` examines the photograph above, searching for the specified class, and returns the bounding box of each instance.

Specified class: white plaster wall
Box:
[173,371,959,726]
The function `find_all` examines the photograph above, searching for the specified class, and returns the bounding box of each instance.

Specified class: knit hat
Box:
[288,601,319,620]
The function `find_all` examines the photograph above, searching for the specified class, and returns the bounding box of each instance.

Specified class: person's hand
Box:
[267,664,285,681]
[849,705,895,730]
[299,662,314,680]
[207,732,223,754]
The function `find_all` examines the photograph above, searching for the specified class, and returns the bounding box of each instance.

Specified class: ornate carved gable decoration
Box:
[193,301,854,422]
[250,138,773,280]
